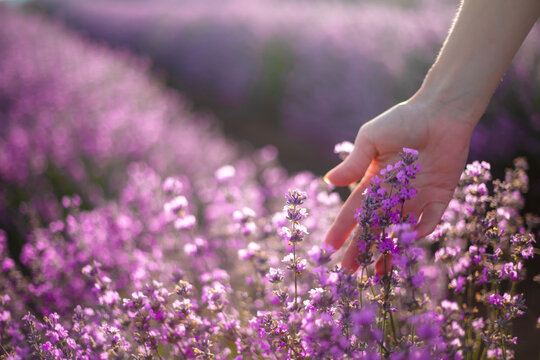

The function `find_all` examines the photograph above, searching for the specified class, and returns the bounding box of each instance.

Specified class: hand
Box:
[323,97,476,272]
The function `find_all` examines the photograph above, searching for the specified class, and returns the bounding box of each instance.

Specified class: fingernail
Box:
[322,175,332,185]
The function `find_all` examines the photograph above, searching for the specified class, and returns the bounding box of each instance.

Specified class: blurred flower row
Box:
[41,0,540,177]
[0,3,241,234]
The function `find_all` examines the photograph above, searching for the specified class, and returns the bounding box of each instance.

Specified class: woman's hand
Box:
[323,97,475,272]
[322,0,540,272]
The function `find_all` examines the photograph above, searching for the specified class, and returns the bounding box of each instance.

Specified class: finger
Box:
[415,202,448,238]
[324,133,377,187]
[341,237,361,273]
[324,175,373,251]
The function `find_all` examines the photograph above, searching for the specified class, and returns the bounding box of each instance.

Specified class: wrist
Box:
[409,75,487,130]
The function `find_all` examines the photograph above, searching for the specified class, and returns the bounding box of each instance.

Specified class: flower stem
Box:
[360,267,365,307]
[293,241,298,310]
[389,310,397,341]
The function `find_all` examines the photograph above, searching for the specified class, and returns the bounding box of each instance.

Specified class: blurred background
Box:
[2,0,540,357]
[27,0,540,208]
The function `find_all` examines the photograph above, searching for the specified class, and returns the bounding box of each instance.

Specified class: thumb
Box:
[324,133,376,187]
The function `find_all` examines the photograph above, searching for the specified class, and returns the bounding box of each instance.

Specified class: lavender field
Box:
[41,0,540,181]
[39,0,452,171]
[1,2,540,360]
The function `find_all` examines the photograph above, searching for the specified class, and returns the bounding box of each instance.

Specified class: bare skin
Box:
[324,0,540,272]
[324,98,474,271]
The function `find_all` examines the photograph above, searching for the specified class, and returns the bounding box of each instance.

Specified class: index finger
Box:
[324,131,377,187]
[324,168,376,251]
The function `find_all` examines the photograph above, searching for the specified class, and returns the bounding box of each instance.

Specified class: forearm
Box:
[414,0,540,124]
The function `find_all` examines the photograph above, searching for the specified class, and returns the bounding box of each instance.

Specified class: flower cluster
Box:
[426,158,538,359]
[354,149,420,272]
[0,5,237,249]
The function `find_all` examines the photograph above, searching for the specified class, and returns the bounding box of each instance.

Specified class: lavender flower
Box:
[0,6,538,360]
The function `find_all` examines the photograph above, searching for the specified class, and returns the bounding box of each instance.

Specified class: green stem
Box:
[410,291,417,343]
[143,342,151,358]
[479,345,487,360]
[382,310,387,351]
[360,267,365,307]
[471,335,482,360]
[411,313,416,344]
[467,281,473,310]
[389,310,398,341]
[369,284,376,297]
[293,241,298,310]
[501,333,507,360]
[510,280,517,296]
[1,343,10,356]
[376,338,390,356]
[466,322,472,360]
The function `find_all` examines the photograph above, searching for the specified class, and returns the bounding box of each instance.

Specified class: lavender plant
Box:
[0,5,238,241]
[3,143,536,359]
[0,6,538,360]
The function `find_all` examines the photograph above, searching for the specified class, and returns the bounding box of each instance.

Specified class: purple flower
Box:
[487,293,504,307]
[2,258,15,273]
[266,268,284,283]
[215,165,236,183]
[285,189,307,206]
[333,141,354,160]
[0,6,536,359]
[378,236,399,254]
